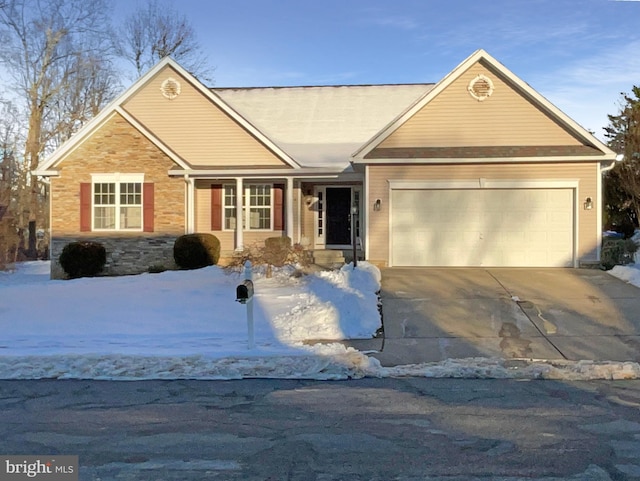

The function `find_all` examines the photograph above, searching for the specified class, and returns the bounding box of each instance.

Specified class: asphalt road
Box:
[2,378,640,480]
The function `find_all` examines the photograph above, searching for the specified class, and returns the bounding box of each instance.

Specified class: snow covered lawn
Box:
[0,261,382,379]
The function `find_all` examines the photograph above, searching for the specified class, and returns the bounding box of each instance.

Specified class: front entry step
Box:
[311,250,346,268]
[311,249,364,268]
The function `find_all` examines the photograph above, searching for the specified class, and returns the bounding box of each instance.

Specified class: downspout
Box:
[597,154,624,261]
[600,155,623,173]
[295,180,301,244]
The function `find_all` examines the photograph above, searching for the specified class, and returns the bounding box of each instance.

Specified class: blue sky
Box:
[114,0,640,139]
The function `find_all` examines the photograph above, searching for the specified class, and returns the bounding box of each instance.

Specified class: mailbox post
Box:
[236,261,255,349]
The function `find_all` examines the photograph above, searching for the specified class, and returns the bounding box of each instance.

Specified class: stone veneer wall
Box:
[51,235,179,279]
[49,112,186,279]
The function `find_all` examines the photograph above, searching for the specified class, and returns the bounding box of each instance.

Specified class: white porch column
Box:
[183,175,195,234]
[286,177,294,241]
[188,178,195,233]
[235,177,243,250]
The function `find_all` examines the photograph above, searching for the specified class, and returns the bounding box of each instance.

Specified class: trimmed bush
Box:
[601,237,638,270]
[59,241,106,279]
[228,239,310,269]
[264,236,292,267]
[173,233,220,269]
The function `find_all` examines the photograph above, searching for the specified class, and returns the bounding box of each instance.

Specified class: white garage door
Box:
[391,188,574,267]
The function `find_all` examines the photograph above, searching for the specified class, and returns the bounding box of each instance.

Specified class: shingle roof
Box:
[214,84,433,168]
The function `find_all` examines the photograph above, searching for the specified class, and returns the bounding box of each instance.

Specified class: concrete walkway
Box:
[369,268,640,366]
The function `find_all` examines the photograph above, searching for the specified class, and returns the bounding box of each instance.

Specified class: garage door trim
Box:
[388,179,579,267]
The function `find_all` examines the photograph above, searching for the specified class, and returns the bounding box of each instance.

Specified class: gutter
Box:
[600,154,624,173]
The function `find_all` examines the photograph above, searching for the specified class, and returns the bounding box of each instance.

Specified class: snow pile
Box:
[385,358,640,381]
[609,263,640,288]
[4,351,640,381]
[0,344,383,381]
[269,262,381,341]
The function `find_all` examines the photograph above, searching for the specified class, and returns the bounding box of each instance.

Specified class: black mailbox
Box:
[236,280,254,304]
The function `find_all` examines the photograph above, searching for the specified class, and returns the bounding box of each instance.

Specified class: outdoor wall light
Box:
[584,197,593,210]
[374,199,381,211]
[304,195,313,206]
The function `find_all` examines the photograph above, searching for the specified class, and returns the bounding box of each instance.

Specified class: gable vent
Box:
[161,77,181,100]
[468,74,494,101]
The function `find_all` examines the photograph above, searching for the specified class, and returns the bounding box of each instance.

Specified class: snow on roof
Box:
[214,84,433,168]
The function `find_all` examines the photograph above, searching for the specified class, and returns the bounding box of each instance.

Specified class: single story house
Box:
[35,49,617,278]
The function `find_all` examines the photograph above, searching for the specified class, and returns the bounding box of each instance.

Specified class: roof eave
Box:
[170,166,359,178]
[354,154,616,165]
[32,169,60,176]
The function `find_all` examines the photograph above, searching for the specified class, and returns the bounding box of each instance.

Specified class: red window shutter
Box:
[211,184,222,231]
[143,183,154,232]
[80,183,91,232]
[273,184,284,231]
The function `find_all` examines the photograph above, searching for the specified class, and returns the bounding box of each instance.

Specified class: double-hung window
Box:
[223,184,272,231]
[223,185,237,230]
[92,174,144,231]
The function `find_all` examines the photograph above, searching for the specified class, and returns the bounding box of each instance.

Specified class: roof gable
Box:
[36,58,299,175]
[353,50,616,162]
[122,65,296,169]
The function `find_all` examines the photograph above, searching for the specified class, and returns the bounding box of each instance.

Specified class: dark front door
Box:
[326,187,352,245]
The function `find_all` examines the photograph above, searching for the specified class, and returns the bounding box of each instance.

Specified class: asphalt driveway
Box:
[372,268,640,366]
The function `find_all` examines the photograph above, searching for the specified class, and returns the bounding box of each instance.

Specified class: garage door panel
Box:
[391,188,574,267]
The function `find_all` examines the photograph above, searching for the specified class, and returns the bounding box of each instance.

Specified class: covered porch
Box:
[185,173,364,263]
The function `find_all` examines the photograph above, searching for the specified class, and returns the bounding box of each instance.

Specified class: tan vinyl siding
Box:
[300,182,316,247]
[194,180,291,252]
[380,60,583,148]
[123,65,289,168]
[367,163,599,266]
[293,182,304,244]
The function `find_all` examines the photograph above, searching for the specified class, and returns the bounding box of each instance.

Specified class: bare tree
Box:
[0,99,22,265]
[44,54,121,151]
[116,0,213,82]
[0,0,118,258]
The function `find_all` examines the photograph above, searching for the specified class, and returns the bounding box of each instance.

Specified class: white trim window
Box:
[92,173,144,231]
[223,185,237,230]
[223,183,273,231]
